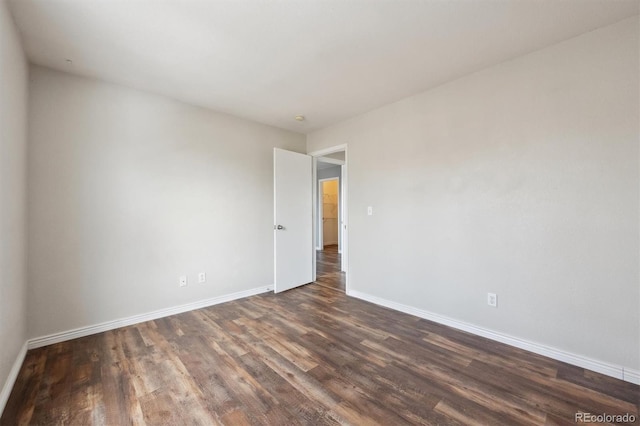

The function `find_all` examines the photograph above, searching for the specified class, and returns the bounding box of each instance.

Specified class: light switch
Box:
[367,206,373,216]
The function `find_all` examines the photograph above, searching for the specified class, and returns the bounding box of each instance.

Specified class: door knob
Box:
[275,225,284,230]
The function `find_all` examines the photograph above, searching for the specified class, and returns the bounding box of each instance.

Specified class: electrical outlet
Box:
[179,275,187,287]
[487,293,497,307]
[198,272,206,283]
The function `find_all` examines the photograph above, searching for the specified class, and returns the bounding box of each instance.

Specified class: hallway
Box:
[313,245,345,292]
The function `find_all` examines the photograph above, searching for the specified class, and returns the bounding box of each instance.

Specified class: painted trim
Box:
[347,289,638,385]
[316,156,345,166]
[340,162,348,275]
[308,144,348,158]
[27,285,272,349]
[623,368,640,385]
[311,156,318,281]
[0,342,27,415]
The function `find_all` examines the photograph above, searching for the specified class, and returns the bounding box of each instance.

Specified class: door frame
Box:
[308,144,348,290]
[318,177,340,250]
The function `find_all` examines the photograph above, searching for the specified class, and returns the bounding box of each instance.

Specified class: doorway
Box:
[319,177,340,249]
[316,173,345,293]
[272,146,346,295]
[309,145,348,292]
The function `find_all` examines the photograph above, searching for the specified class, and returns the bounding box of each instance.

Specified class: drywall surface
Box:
[0,0,28,403]
[27,67,305,337]
[307,17,640,371]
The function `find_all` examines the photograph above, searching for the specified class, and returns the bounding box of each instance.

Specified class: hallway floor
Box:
[314,245,345,293]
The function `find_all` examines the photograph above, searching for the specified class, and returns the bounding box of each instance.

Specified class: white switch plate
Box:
[179,275,187,287]
[487,293,497,307]
[198,272,206,283]
[367,206,373,215]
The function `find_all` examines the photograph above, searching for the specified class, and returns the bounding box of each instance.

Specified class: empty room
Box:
[1,0,638,424]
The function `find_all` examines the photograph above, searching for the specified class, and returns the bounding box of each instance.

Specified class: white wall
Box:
[307,17,639,372]
[0,0,28,406]
[27,67,305,338]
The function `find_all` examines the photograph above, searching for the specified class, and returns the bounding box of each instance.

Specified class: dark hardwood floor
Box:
[314,245,345,293]
[2,256,638,425]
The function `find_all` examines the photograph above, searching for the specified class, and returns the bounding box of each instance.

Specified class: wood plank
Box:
[1,249,637,424]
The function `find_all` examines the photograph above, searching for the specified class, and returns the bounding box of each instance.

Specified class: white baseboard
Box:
[347,289,638,385]
[623,368,640,385]
[0,342,27,415]
[28,285,273,350]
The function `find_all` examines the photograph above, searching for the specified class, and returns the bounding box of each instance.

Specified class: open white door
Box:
[274,148,313,293]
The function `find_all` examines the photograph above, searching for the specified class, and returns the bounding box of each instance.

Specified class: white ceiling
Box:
[8,0,639,133]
